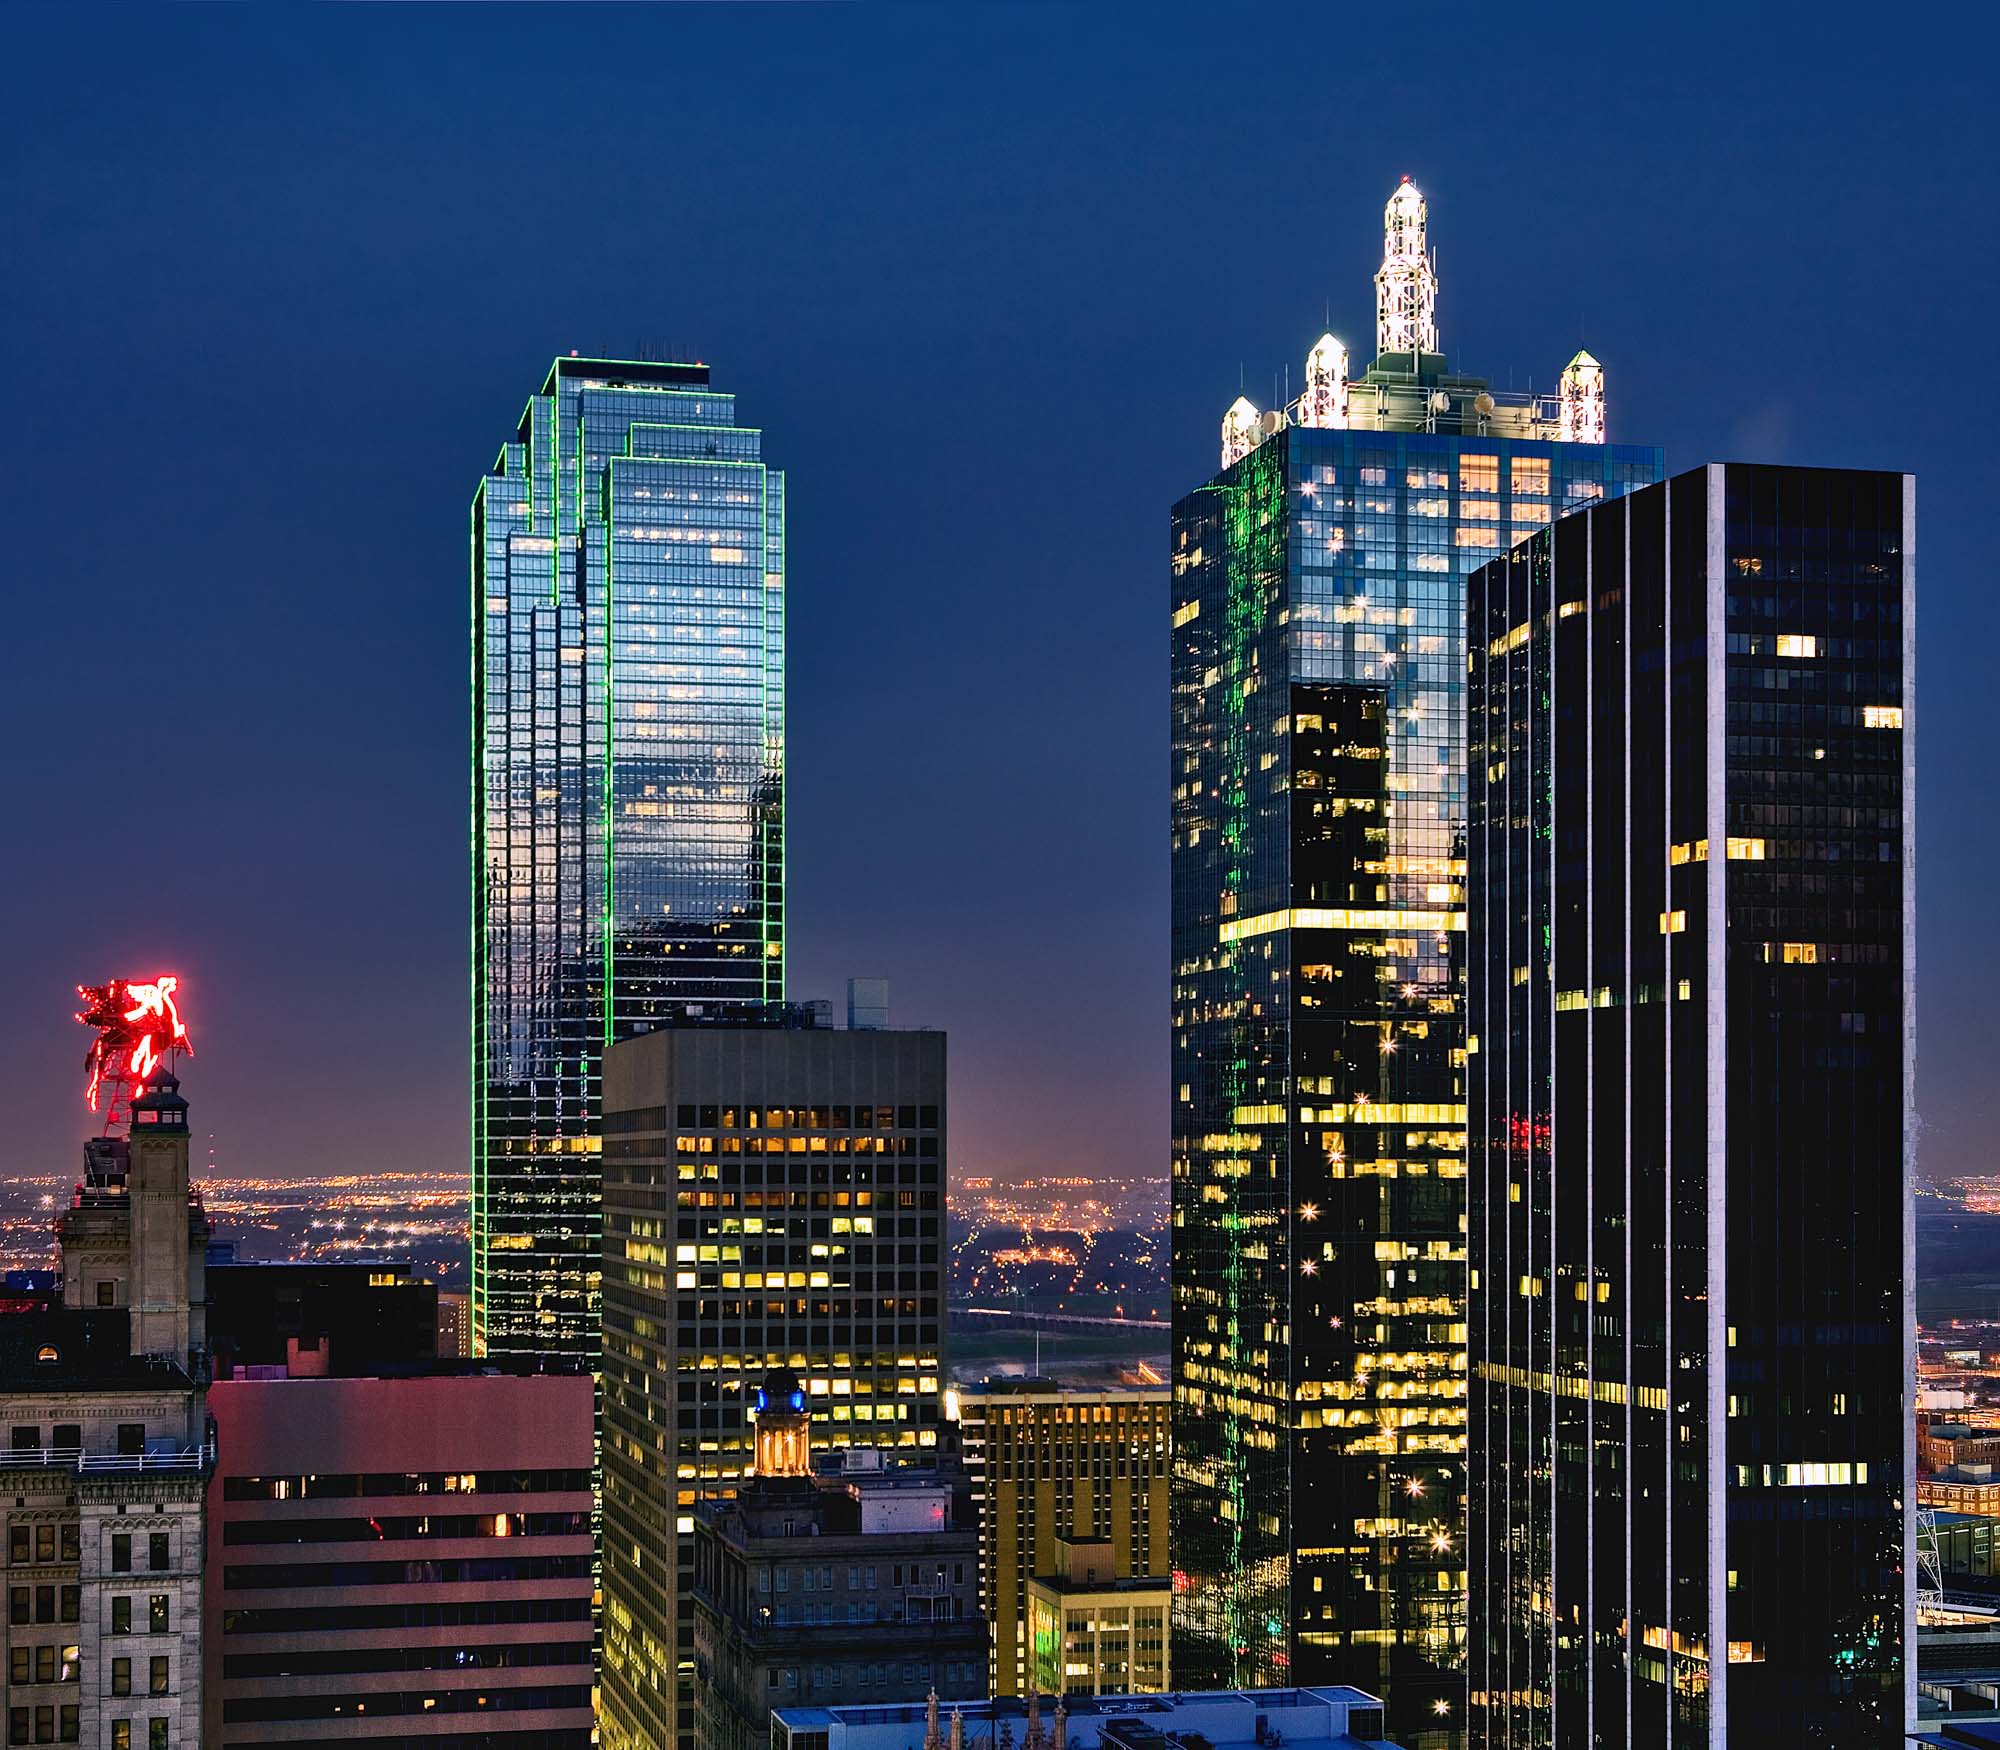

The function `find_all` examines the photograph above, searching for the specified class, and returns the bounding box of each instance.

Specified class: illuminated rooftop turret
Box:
[1220,395,1261,469]
[1214,178,1613,462]
[752,1367,812,1478]
[1298,333,1349,430]
[1559,349,1607,445]
[1374,178,1439,359]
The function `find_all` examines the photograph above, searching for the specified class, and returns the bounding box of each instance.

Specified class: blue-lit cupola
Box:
[751,1367,812,1477]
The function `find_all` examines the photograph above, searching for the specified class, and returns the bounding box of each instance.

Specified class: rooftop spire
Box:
[1374,177,1439,359]
[1220,395,1260,469]
[1299,333,1349,429]
[1559,349,1607,444]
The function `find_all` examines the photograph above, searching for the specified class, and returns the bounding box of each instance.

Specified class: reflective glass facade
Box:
[1170,411,1660,1747]
[1466,466,1912,1749]
[472,359,785,1361]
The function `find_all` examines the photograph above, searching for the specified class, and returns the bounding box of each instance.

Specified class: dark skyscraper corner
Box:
[1466,464,1913,1747]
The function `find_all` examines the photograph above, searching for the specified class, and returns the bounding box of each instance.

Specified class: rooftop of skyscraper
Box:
[1217,177,1607,467]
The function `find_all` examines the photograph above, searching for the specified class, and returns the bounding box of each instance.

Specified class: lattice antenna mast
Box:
[1374,178,1439,358]
[1917,1504,1946,1620]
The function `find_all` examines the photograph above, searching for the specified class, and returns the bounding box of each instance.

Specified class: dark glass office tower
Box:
[1466,465,1913,1749]
[472,358,785,1361]
[1170,181,1661,1747]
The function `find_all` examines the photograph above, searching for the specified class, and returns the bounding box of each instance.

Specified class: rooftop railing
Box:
[3,1442,214,1475]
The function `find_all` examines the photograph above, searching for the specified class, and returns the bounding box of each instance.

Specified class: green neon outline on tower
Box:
[471,356,786,1364]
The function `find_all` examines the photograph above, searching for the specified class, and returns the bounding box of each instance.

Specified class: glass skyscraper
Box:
[472,357,785,1361]
[1466,465,1912,1749]
[1169,182,1661,1746]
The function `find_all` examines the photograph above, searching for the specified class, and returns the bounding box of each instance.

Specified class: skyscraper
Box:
[472,357,786,1362]
[1169,181,1662,1742]
[597,1013,948,1750]
[1466,465,1913,1748]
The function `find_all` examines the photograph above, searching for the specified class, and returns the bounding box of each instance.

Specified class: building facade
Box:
[689,1373,984,1750]
[1466,465,1913,1747]
[1,1076,212,1750]
[1921,1480,2000,1517]
[1026,1541,1171,1697]
[1920,1422,2000,1476]
[205,1259,437,1377]
[1928,1514,2000,1594]
[952,1382,1169,1697]
[599,1019,947,1750]
[204,1368,595,1745]
[435,1291,470,1361]
[1170,179,1662,1737]
[472,356,786,1363]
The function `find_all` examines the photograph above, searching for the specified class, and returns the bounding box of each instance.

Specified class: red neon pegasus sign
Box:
[75,975,192,1132]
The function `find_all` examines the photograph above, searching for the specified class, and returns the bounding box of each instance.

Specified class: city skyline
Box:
[0,14,1973,1749]
[3,9,1988,1206]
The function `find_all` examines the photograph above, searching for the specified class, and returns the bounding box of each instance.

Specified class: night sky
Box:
[2,8,1991,1195]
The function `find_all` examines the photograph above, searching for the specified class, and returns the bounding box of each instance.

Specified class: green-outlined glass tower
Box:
[472,357,785,1362]
[1169,182,1660,1748]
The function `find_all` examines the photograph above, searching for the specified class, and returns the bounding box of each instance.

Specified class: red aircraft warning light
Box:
[75,975,192,1134]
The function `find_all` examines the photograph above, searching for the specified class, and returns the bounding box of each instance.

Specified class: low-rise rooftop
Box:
[772,1686,1398,1750]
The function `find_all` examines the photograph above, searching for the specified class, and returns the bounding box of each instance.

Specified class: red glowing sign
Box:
[75,975,192,1132]
[1508,1111,1552,1156]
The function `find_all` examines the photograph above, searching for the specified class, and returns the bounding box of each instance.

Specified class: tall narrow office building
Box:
[598,1012,948,1750]
[1169,181,1661,1743]
[1466,465,1913,1748]
[472,358,785,1361]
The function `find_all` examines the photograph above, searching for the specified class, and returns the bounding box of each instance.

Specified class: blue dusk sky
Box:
[1,5,1991,1192]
